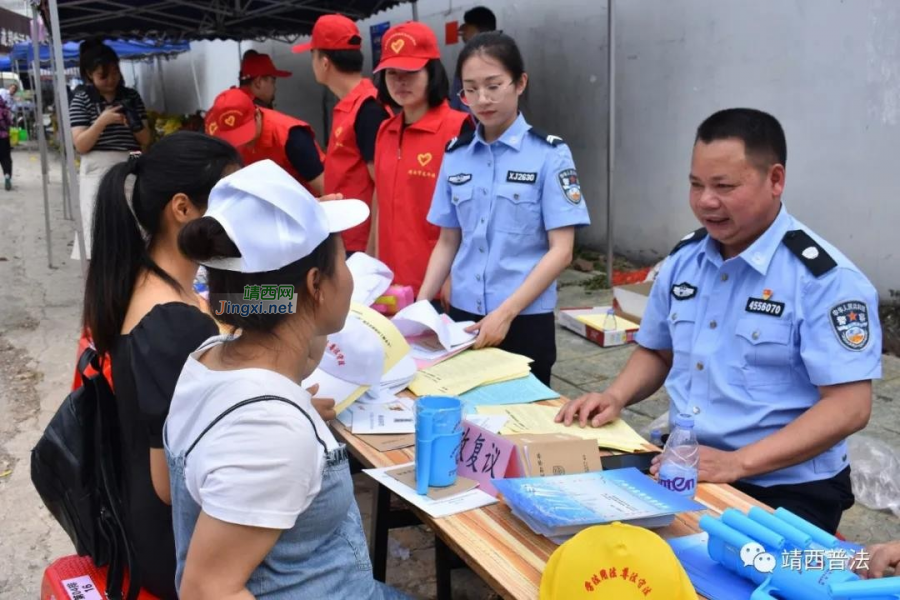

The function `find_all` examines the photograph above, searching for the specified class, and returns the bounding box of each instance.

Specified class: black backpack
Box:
[31,347,139,600]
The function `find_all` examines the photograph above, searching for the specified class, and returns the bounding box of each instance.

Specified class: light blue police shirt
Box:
[427,113,591,316]
[636,205,882,487]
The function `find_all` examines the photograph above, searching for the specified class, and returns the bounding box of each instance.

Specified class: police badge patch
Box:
[830,300,870,351]
[448,173,472,185]
[557,169,582,204]
[671,282,698,301]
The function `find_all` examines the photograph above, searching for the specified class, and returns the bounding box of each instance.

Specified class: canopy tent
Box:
[40,0,408,42]
[35,0,414,274]
[0,38,190,71]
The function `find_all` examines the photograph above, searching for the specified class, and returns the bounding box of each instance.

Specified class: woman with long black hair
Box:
[82,132,239,598]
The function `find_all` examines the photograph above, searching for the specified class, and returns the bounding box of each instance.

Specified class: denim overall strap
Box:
[184,395,328,460]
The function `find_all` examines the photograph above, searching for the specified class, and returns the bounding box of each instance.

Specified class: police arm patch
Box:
[829,300,870,351]
[557,168,582,204]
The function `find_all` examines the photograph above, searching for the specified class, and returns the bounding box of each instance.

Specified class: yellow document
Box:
[349,302,411,374]
[409,348,532,397]
[475,404,648,452]
[576,313,640,331]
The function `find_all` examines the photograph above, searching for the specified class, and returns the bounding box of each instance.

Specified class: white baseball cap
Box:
[304,315,385,409]
[199,159,369,272]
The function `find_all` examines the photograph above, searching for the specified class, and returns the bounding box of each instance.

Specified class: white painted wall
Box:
[125,0,900,296]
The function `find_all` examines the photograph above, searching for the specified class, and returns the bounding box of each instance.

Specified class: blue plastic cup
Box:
[415,396,463,494]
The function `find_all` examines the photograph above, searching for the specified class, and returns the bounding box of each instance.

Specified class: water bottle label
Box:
[658,464,697,496]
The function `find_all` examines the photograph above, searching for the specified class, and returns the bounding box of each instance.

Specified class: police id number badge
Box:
[830,300,870,351]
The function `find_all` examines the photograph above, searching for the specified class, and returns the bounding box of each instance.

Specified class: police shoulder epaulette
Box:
[782,229,837,277]
[528,127,565,147]
[445,130,474,152]
[669,228,708,256]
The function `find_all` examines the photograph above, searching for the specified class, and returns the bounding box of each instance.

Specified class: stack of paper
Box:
[475,404,649,452]
[337,397,416,434]
[409,348,533,397]
[392,301,477,369]
[494,469,705,544]
[358,353,418,402]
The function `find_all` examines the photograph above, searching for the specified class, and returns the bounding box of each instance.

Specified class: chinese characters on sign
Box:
[456,421,515,497]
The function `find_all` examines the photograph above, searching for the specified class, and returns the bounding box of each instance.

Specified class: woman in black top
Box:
[82,133,341,597]
[70,38,151,260]
[83,133,239,598]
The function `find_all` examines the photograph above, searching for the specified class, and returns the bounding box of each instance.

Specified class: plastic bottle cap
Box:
[672,413,695,429]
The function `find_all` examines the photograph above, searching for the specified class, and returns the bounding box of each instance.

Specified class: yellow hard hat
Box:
[540,522,698,600]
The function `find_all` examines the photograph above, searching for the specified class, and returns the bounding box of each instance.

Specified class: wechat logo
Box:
[741,542,776,574]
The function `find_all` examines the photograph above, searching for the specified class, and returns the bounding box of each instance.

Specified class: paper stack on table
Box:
[409,348,533,397]
[392,301,477,369]
[337,397,416,434]
[494,469,705,544]
[475,404,649,452]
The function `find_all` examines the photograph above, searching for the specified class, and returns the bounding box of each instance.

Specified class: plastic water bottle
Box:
[657,413,699,498]
[602,308,618,331]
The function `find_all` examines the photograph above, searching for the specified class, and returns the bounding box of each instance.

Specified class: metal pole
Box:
[48,0,87,275]
[46,32,71,221]
[411,0,419,21]
[32,5,53,268]
[156,55,168,113]
[605,0,615,289]
[189,47,203,111]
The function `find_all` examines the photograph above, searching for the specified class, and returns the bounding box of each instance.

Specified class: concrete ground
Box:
[1,150,899,599]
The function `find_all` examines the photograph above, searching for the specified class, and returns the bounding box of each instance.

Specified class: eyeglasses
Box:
[457,80,515,106]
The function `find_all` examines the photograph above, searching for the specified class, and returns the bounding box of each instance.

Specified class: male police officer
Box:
[557,108,882,533]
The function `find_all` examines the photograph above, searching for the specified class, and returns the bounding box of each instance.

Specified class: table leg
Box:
[371,483,391,582]
[435,536,453,600]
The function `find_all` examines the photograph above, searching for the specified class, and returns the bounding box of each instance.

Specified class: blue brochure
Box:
[495,468,706,540]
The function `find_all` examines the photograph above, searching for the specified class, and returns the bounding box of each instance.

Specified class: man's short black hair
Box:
[695,108,787,170]
[464,6,497,32]
[318,48,364,74]
[377,58,450,109]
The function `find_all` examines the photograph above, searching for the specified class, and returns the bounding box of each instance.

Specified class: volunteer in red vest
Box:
[373,21,472,296]
[205,88,325,196]
[294,14,391,255]
[238,50,291,109]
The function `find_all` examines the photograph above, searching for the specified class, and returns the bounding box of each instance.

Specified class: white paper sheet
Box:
[352,408,416,434]
[464,414,510,434]
[364,462,498,518]
[393,301,453,348]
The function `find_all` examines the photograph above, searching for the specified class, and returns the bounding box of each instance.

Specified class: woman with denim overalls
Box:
[163,159,409,599]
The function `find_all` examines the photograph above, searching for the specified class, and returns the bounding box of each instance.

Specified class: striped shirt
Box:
[69,86,147,152]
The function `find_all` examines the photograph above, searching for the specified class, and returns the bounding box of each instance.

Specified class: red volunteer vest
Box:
[374,101,470,295]
[324,79,385,253]
[240,108,325,195]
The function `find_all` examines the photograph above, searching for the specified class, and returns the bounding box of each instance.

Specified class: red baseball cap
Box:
[374,22,441,72]
[293,14,363,53]
[240,52,292,78]
[205,88,258,147]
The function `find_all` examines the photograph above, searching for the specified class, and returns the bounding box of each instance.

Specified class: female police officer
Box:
[417,33,590,385]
